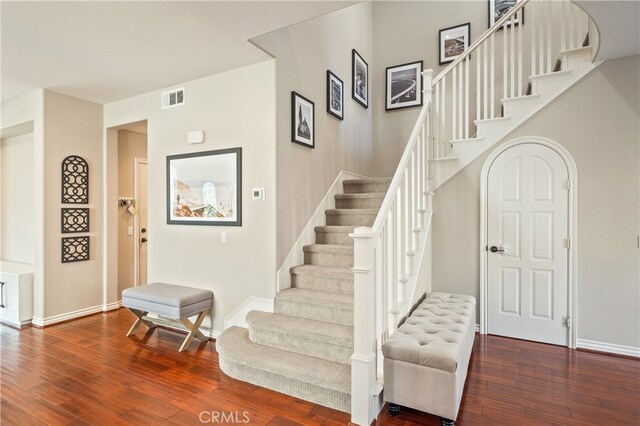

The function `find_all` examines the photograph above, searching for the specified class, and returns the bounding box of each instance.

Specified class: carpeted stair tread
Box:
[290,264,353,279]
[246,311,353,347]
[217,327,351,412]
[314,225,356,233]
[343,177,392,185]
[275,288,353,310]
[325,208,379,215]
[303,244,354,255]
[335,192,386,199]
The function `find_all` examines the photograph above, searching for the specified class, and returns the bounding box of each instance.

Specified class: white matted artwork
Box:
[439,23,471,65]
[386,61,423,111]
[166,148,242,226]
[291,91,315,148]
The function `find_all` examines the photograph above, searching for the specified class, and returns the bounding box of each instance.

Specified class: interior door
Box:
[487,143,569,345]
[135,159,148,286]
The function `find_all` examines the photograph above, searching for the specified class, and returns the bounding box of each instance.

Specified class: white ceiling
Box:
[1,0,356,105]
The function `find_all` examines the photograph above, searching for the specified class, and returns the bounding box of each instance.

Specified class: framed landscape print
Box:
[166,148,242,226]
[489,0,523,28]
[352,49,368,108]
[439,23,471,65]
[326,70,344,120]
[291,91,315,148]
[386,61,423,111]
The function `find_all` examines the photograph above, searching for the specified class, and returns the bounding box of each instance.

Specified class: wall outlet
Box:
[127,226,134,236]
[221,231,227,244]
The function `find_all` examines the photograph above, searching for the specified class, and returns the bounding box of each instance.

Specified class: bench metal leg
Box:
[178,309,209,352]
[126,308,158,336]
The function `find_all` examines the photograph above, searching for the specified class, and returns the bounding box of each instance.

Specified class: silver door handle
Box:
[490,245,505,253]
[0,281,5,308]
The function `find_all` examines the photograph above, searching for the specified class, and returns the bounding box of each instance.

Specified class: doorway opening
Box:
[113,121,148,299]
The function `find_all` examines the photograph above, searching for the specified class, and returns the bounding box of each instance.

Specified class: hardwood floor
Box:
[1,309,638,425]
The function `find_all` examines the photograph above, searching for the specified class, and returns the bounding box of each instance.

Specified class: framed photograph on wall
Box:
[166,148,242,226]
[291,91,315,148]
[352,49,368,108]
[439,23,471,65]
[489,0,524,28]
[326,70,344,120]
[385,61,423,111]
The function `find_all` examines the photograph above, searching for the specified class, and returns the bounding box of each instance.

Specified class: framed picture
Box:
[291,91,315,148]
[386,61,423,111]
[439,23,471,65]
[489,0,524,28]
[326,70,344,120]
[352,49,368,108]
[166,148,242,226]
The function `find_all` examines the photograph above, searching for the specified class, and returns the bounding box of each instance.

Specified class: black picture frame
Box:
[352,49,368,108]
[326,70,344,120]
[166,148,242,226]
[385,61,423,111]
[291,91,315,148]
[439,23,471,65]
[489,0,524,28]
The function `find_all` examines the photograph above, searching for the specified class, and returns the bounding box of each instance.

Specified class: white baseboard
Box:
[577,338,640,358]
[103,300,122,311]
[276,170,369,292]
[32,304,104,327]
[224,296,273,330]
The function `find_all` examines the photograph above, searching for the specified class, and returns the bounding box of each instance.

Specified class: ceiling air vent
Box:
[161,88,185,109]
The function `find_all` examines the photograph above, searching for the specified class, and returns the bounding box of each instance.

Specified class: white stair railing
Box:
[350,1,596,424]
[432,0,592,155]
[350,69,434,425]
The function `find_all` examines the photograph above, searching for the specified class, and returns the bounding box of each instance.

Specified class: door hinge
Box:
[565,179,571,191]
[564,238,571,249]
[564,316,571,329]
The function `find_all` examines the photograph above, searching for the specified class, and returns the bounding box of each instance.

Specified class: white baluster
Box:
[503,21,508,99]
[518,11,523,95]
[441,77,446,153]
[483,41,488,118]
[510,14,515,98]
[453,66,457,141]
[561,0,567,52]
[477,45,482,124]
[490,33,495,117]
[465,58,470,138]
[531,1,537,76]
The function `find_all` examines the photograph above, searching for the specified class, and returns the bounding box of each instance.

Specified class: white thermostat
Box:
[187,130,205,144]
[252,188,265,201]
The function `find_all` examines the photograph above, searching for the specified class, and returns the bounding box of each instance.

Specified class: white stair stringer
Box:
[429,46,601,192]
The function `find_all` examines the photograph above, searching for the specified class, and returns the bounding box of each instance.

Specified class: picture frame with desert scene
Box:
[439,22,471,65]
[352,49,368,108]
[291,91,315,148]
[386,60,423,111]
[166,147,242,226]
[489,0,524,29]
[326,70,344,120]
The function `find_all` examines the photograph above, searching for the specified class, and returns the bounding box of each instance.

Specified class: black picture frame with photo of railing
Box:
[489,0,524,28]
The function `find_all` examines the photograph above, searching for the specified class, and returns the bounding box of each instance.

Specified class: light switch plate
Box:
[221,231,227,244]
[128,226,134,236]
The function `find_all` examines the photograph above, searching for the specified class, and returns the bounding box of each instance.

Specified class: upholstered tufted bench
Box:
[382,292,476,426]
[122,283,213,352]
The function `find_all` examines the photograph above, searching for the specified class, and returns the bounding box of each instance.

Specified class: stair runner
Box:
[216,177,391,413]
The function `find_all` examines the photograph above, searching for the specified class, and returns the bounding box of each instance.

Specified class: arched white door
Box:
[487,143,569,345]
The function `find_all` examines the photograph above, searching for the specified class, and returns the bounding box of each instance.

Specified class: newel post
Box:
[350,226,377,426]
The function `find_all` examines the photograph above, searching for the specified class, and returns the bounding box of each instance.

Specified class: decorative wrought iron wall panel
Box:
[61,236,90,263]
[61,155,89,204]
[61,208,90,233]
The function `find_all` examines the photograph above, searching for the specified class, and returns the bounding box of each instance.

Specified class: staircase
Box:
[217,178,391,413]
[218,1,600,424]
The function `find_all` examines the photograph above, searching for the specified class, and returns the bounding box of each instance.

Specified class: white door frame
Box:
[133,157,147,287]
[480,136,578,349]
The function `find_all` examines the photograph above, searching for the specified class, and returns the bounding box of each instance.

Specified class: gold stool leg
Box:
[178,310,209,352]
[126,308,157,336]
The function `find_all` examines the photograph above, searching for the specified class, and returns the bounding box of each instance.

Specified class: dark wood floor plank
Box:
[1,310,639,426]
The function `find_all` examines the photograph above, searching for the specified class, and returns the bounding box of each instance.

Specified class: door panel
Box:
[487,143,568,345]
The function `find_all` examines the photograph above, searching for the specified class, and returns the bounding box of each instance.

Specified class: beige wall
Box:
[104,61,277,333]
[372,1,487,177]
[43,90,104,318]
[117,130,147,296]
[432,55,640,348]
[252,2,377,266]
[1,133,34,264]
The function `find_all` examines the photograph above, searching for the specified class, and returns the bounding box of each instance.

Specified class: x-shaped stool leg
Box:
[126,308,158,336]
[178,309,209,352]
